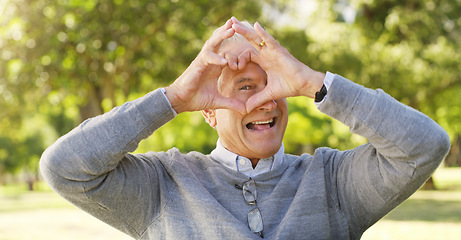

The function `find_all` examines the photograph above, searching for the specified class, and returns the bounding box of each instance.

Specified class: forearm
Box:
[320,74,450,231]
[39,88,177,237]
[40,88,176,186]
[320,74,449,161]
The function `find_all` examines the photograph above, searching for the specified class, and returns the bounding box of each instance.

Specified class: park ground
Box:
[1,167,461,240]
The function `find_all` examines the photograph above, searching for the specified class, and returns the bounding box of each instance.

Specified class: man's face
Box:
[203,40,288,160]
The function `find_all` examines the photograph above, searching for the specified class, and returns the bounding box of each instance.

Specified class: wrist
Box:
[164,85,187,114]
[311,71,326,93]
[299,70,325,98]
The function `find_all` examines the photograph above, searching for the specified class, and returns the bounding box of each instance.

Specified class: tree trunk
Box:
[27,179,35,191]
[79,76,116,122]
[79,84,104,122]
[444,134,459,167]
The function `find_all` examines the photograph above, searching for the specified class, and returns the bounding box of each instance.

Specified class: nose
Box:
[258,100,277,111]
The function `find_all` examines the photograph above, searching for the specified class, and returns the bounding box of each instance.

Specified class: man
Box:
[40,17,450,239]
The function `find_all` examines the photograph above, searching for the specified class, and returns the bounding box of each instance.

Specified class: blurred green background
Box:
[1,0,460,239]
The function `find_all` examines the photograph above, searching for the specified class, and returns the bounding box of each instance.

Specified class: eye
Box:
[239,85,253,91]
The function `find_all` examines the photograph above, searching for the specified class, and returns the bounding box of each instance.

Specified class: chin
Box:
[246,140,282,159]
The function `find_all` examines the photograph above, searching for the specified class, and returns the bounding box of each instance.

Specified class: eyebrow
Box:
[235,77,254,84]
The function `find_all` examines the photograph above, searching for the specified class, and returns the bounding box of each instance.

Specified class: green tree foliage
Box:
[309,0,461,164]
[1,0,460,180]
[0,0,262,178]
[273,0,460,159]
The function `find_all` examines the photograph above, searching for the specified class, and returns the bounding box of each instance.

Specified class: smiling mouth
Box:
[246,118,276,130]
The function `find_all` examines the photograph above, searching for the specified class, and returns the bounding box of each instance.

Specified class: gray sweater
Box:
[40,75,450,239]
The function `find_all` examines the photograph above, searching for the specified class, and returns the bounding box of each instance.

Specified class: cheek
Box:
[216,111,244,132]
[277,100,289,127]
[278,100,288,113]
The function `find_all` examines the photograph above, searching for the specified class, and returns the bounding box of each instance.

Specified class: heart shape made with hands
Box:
[167,17,301,115]
[216,48,269,113]
[229,17,325,113]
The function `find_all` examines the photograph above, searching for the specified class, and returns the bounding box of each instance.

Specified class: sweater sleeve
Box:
[39,89,176,238]
[318,75,450,236]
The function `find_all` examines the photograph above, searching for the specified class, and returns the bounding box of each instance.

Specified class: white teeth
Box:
[251,119,274,125]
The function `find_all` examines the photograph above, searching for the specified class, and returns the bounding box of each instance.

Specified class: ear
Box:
[201,109,217,128]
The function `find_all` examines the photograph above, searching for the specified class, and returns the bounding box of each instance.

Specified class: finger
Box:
[246,49,264,69]
[231,17,263,49]
[237,49,251,70]
[214,96,247,114]
[196,19,235,67]
[212,18,233,37]
[222,52,238,70]
[245,88,276,113]
[202,51,227,66]
[254,22,279,49]
[205,19,235,52]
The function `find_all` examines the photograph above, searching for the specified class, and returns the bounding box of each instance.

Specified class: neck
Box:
[250,158,259,168]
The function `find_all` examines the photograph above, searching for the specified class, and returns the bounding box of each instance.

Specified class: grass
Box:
[362,167,461,240]
[0,182,71,213]
[433,167,461,190]
[0,184,131,240]
[362,190,461,240]
[1,167,461,239]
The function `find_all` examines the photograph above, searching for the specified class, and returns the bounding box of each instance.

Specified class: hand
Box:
[165,19,246,114]
[231,17,325,112]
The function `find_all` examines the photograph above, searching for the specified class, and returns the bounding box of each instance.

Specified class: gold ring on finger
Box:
[259,40,265,47]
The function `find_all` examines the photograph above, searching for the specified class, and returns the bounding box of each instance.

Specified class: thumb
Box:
[213,96,247,114]
[245,88,276,113]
